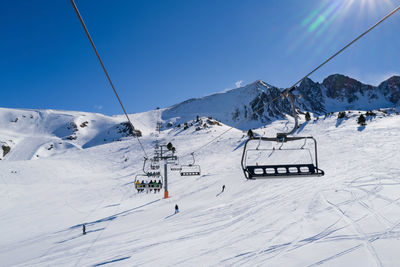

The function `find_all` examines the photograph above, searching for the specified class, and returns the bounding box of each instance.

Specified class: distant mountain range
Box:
[1,74,399,159]
[162,74,400,129]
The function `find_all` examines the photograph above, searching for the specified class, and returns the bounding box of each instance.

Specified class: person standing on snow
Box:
[222,185,225,192]
[175,204,179,214]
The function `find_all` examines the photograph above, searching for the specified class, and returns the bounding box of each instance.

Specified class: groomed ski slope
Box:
[1,109,400,266]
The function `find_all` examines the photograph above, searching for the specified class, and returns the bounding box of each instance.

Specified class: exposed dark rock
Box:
[80,121,89,128]
[378,76,400,104]
[118,122,142,137]
[2,145,10,157]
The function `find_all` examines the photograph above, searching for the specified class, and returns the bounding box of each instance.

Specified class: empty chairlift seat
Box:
[241,136,324,179]
[179,153,201,176]
[180,164,201,176]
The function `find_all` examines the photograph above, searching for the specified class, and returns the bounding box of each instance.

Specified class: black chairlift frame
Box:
[241,135,324,179]
[180,153,201,176]
[241,91,324,179]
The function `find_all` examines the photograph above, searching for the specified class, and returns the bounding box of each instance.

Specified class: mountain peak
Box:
[378,75,400,104]
[161,73,399,130]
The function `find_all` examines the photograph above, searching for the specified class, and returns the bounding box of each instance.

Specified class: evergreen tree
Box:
[357,114,366,126]
[338,111,346,119]
[305,112,311,121]
[366,110,376,117]
[167,142,174,151]
[247,129,254,138]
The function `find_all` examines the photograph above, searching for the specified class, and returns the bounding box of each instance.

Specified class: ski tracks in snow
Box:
[319,191,383,267]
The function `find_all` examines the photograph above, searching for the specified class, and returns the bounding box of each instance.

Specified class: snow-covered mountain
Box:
[162,74,400,130]
[0,108,146,161]
[1,74,400,266]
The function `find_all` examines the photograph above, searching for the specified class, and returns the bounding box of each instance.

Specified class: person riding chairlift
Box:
[135,180,141,193]
[141,180,145,193]
[158,179,162,192]
[153,180,158,193]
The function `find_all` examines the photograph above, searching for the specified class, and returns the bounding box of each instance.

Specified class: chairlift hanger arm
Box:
[278,92,298,136]
[142,157,148,174]
[190,152,196,166]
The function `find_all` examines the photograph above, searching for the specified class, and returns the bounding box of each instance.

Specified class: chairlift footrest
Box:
[180,172,201,176]
[245,164,323,179]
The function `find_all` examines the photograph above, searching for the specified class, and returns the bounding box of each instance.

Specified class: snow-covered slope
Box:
[1,105,400,266]
[0,108,161,161]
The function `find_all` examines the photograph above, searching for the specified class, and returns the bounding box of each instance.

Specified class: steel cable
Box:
[70,0,148,158]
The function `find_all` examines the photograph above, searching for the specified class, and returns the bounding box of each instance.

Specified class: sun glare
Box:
[286,0,397,57]
[303,0,395,34]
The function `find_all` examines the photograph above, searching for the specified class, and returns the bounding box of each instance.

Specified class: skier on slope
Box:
[222,185,225,193]
[175,204,179,214]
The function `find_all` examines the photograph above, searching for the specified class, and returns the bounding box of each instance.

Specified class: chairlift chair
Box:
[180,153,201,176]
[241,135,324,179]
[241,91,324,179]
[134,173,163,192]
[150,159,160,170]
[134,158,162,192]
[180,165,201,176]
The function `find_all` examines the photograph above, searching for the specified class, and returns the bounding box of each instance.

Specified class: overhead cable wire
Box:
[70,0,148,158]
[187,4,400,157]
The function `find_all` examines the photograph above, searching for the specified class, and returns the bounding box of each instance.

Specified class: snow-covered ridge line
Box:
[1,74,399,160]
[162,74,400,130]
[0,108,154,161]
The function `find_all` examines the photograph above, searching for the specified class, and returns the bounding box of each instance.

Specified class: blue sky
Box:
[1,0,399,115]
